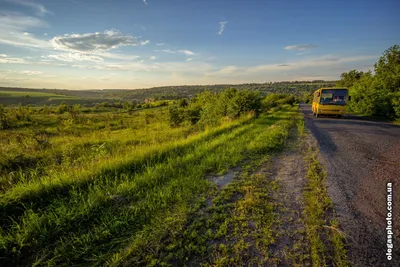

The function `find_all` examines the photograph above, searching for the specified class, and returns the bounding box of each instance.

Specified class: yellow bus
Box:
[312,87,350,118]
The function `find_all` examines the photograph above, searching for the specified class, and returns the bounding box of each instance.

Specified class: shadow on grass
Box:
[0,114,287,266]
[0,114,285,229]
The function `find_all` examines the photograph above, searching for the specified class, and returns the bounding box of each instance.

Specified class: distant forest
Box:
[0,80,336,106]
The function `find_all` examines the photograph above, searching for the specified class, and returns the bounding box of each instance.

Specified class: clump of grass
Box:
[299,113,349,267]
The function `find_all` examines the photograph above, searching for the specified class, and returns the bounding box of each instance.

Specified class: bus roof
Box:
[314,87,348,93]
[319,87,348,90]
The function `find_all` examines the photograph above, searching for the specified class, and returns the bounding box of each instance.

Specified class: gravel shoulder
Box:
[300,104,400,266]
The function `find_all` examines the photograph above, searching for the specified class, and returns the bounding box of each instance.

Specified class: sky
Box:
[0,0,399,89]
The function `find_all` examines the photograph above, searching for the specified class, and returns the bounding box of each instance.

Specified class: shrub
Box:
[0,105,11,129]
[168,105,185,127]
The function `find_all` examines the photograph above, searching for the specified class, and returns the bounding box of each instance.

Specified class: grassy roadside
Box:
[297,118,349,267]
[0,105,297,266]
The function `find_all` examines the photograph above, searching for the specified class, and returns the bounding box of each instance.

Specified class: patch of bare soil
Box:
[209,167,240,189]
[266,131,311,266]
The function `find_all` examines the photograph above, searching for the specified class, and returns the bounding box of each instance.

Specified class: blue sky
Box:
[0,0,399,89]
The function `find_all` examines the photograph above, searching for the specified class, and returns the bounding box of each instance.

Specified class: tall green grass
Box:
[0,106,297,266]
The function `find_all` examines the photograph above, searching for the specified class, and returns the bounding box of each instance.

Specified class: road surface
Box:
[300,104,400,267]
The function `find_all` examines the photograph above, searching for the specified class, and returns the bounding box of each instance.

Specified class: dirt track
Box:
[301,104,400,266]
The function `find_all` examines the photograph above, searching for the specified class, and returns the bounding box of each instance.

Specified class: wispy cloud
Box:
[0,12,50,49]
[0,54,28,64]
[143,0,148,4]
[156,43,165,46]
[296,51,311,55]
[246,55,377,73]
[21,70,42,75]
[206,54,377,77]
[186,58,193,62]
[219,65,239,74]
[51,30,148,53]
[179,50,195,56]
[5,0,53,16]
[218,21,228,35]
[149,56,156,60]
[156,49,176,54]
[284,44,317,51]
[48,52,104,62]
[156,49,196,56]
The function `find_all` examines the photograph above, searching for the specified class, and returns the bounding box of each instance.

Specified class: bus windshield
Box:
[320,89,348,105]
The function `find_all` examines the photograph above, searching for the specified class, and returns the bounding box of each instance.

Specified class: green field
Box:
[0,90,68,98]
[0,89,347,266]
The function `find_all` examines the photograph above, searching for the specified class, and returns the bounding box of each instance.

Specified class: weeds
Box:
[0,100,297,266]
[299,114,349,267]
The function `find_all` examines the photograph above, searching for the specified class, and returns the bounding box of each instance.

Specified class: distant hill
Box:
[0,80,337,106]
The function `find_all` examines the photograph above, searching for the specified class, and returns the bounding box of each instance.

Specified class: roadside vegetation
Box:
[0,88,301,266]
[337,45,400,121]
[297,118,349,267]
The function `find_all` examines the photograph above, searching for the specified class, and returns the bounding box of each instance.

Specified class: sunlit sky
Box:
[0,0,399,89]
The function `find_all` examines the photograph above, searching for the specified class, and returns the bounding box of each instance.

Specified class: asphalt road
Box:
[300,104,400,267]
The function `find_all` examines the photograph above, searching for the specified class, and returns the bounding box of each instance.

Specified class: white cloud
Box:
[0,55,28,64]
[284,44,317,51]
[149,56,156,60]
[207,65,239,76]
[296,51,311,55]
[246,55,377,73]
[156,49,176,54]
[44,33,48,36]
[140,40,150,46]
[218,21,228,35]
[5,0,53,16]
[100,52,140,61]
[0,12,50,49]
[219,65,239,74]
[186,58,193,62]
[143,0,148,4]
[92,62,156,71]
[51,30,146,53]
[48,52,104,62]
[179,50,195,56]
[157,49,196,56]
[21,70,42,75]
[156,43,165,46]
[0,54,7,57]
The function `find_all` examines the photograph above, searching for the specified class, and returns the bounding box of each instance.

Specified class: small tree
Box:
[0,105,11,129]
[168,105,184,127]
[178,98,189,108]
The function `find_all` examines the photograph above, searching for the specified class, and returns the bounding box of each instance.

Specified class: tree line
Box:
[337,45,400,119]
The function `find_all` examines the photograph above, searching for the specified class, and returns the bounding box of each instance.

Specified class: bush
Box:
[262,93,294,110]
[185,105,202,125]
[0,105,11,129]
[168,105,185,127]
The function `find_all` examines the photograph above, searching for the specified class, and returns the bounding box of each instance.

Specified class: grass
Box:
[297,115,349,267]
[0,103,298,266]
[0,90,66,98]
